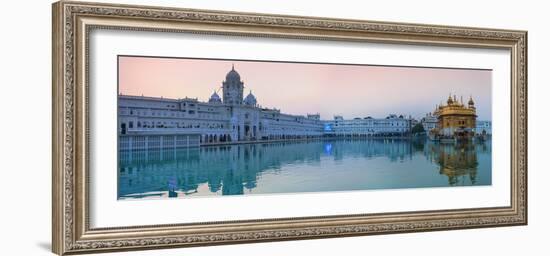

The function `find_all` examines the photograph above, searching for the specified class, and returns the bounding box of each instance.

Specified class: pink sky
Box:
[119,56,492,120]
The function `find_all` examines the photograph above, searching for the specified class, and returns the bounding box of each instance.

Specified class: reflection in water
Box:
[118,139,491,199]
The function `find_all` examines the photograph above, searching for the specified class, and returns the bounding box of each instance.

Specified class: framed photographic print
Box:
[52,1,527,255]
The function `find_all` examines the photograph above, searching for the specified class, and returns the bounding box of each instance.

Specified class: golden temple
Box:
[430,94,477,142]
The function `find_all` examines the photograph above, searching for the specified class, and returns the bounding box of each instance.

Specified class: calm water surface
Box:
[118,139,491,199]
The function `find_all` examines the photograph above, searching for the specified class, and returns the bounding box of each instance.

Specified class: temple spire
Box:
[468,95,475,106]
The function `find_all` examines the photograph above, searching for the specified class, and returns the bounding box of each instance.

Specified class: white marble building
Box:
[118,66,324,146]
[476,120,492,135]
[420,112,438,132]
[323,114,412,137]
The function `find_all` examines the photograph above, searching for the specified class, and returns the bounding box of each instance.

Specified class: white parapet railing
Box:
[125,128,206,135]
[119,133,201,151]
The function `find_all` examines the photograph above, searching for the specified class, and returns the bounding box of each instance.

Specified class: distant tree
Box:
[411,123,425,134]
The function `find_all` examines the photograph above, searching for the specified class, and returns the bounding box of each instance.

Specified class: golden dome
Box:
[438,94,477,117]
[468,96,475,106]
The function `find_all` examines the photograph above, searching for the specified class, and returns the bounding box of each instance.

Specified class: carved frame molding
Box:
[52,1,527,255]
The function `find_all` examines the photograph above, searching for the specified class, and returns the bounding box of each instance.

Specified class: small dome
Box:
[244,91,257,106]
[468,96,475,106]
[225,64,241,81]
[208,91,222,103]
[447,95,453,105]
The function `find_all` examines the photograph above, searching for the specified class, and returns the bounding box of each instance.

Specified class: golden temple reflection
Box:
[431,142,479,186]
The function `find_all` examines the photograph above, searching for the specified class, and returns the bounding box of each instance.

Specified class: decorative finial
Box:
[232,63,235,71]
[447,94,453,105]
[468,95,475,105]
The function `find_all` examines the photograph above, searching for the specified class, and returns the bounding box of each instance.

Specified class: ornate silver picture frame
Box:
[52,1,527,255]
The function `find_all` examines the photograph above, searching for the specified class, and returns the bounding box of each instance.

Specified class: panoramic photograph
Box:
[117,56,492,200]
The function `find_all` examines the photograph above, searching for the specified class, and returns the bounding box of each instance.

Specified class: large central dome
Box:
[225,65,241,81]
[222,64,245,105]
